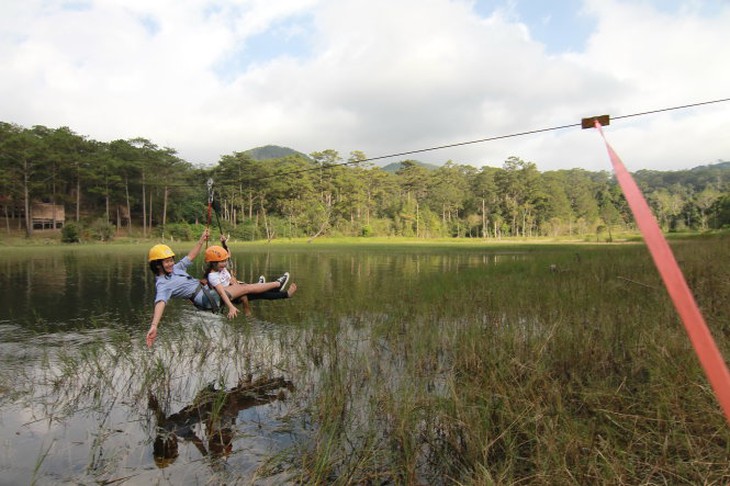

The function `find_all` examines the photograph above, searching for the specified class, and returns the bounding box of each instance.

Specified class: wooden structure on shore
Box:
[31,203,65,229]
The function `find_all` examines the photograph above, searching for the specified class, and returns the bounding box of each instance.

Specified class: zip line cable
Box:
[255,96,730,181]
[254,122,581,181]
[611,97,730,122]
[134,96,729,189]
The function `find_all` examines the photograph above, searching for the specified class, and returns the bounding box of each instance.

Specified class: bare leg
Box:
[241,295,252,316]
[225,281,281,300]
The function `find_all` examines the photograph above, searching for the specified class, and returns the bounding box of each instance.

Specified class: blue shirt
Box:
[154,256,200,304]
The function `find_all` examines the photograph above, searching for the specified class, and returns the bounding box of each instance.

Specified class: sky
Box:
[1,0,729,172]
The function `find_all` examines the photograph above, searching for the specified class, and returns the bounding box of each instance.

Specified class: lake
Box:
[1,239,728,484]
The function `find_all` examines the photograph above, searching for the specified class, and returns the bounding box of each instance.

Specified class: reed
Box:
[2,235,728,484]
[278,237,730,484]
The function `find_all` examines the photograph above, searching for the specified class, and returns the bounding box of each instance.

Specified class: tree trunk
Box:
[105,181,110,222]
[51,176,57,230]
[142,171,147,237]
[366,190,371,226]
[76,167,81,222]
[23,159,32,236]
[162,185,168,227]
[260,196,272,242]
[125,176,131,231]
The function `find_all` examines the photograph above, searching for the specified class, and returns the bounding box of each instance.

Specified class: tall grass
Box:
[2,236,728,484]
[278,237,730,484]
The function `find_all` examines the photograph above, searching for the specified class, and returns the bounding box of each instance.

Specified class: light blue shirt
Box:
[154,256,200,304]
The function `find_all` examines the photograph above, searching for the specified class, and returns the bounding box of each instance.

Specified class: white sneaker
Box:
[275,272,290,291]
[257,275,265,284]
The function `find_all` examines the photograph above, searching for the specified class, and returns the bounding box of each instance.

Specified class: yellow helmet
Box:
[205,245,228,262]
[148,244,175,262]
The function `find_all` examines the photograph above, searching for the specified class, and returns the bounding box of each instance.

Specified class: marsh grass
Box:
[1,236,728,484]
[276,237,730,484]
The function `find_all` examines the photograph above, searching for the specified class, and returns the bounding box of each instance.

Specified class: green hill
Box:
[381,160,441,173]
[244,145,310,161]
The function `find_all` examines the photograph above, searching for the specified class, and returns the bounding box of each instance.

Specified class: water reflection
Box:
[0,245,529,484]
[149,376,293,469]
[0,247,527,330]
[0,249,149,330]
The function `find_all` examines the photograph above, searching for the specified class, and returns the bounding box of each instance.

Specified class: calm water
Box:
[0,244,526,484]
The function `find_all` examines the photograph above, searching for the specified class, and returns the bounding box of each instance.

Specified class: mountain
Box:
[381,160,441,173]
[244,145,310,161]
[242,146,442,172]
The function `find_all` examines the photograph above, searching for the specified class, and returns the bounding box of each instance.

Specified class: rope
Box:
[205,178,238,278]
[205,178,214,250]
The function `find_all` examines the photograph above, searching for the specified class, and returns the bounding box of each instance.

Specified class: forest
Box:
[1,121,728,241]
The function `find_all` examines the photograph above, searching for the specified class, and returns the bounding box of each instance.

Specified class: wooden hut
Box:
[32,203,65,229]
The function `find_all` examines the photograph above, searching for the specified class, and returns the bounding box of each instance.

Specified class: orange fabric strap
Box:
[594,120,730,424]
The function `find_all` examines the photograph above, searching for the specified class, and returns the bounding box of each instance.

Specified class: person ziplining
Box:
[204,235,297,319]
[145,180,297,348]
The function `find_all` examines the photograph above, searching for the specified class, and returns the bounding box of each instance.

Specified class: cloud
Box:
[0,0,728,171]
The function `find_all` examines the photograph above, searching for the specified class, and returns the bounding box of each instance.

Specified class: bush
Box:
[61,223,81,243]
[163,223,195,241]
[230,221,260,241]
[90,218,115,241]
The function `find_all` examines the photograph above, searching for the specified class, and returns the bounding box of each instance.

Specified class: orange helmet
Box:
[205,245,228,262]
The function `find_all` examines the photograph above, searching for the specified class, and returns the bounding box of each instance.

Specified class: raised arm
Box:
[187,228,210,261]
[219,233,232,257]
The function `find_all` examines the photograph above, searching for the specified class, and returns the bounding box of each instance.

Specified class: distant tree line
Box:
[1,122,728,240]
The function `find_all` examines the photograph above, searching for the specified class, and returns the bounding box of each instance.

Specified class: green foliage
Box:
[229,220,263,241]
[1,121,728,241]
[162,222,195,241]
[717,194,730,228]
[61,223,81,243]
[90,218,115,241]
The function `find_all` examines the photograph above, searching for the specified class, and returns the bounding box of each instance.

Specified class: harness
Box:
[190,179,231,314]
[190,282,221,314]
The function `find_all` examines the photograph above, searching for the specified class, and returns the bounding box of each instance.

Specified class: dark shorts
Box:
[192,287,221,311]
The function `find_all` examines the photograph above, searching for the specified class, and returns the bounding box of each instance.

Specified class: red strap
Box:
[206,199,212,248]
[593,120,730,424]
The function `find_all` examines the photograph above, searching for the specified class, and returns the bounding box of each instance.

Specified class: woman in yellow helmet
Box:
[145,229,211,347]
